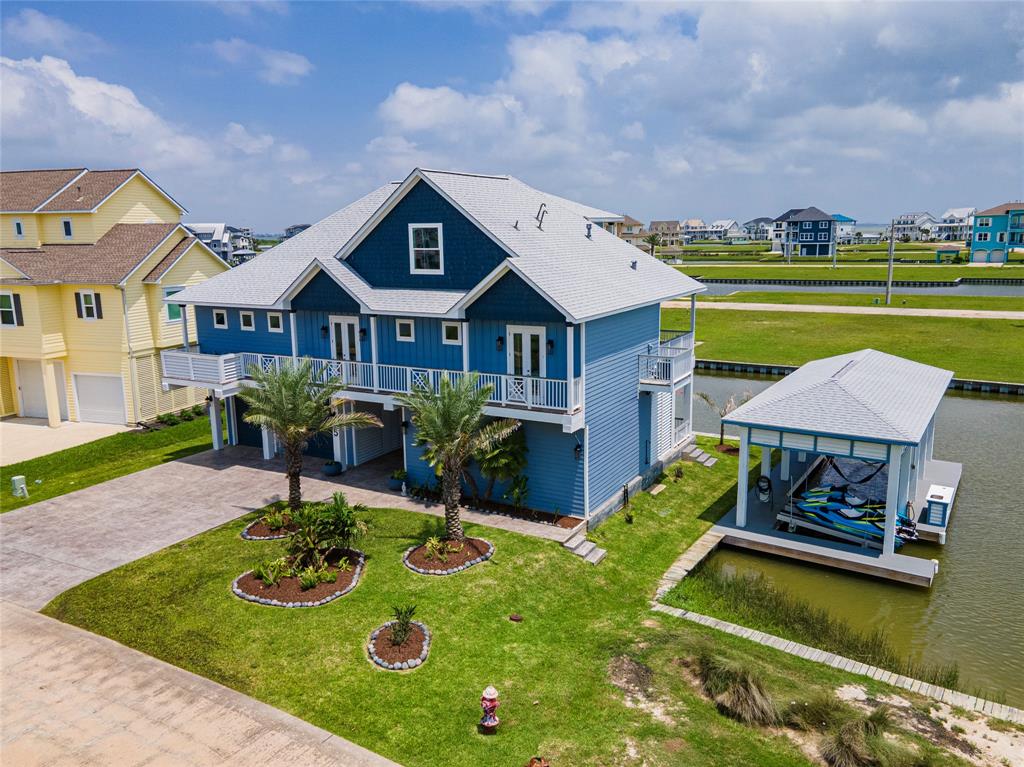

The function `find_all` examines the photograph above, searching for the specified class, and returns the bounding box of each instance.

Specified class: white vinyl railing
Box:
[638,331,695,385]
[165,350,579,412]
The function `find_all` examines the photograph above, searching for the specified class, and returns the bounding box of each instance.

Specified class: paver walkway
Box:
[0,445,571,610]
[0,601,400,766]
[667,300,1024,320]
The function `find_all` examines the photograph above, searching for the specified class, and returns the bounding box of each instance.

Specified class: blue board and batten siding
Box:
[376,316,462,370]
[584,305,661,512]
[196,307,292,356]
[346,180,507,290]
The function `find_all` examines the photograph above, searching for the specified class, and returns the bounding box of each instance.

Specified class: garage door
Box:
[74,374,126,424]
[989,249,1005,263]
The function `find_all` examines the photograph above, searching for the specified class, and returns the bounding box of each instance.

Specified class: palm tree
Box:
[397,373,519,541]
[239,359,381,511]
[696,390,754,445]
[642,232,662,257]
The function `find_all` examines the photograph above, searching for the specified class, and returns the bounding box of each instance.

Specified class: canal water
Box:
[691,372,1024,706]
[701,282,1024,297]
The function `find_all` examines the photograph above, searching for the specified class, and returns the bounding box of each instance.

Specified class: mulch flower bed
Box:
[241,517,298,541]
[232,550,365,607]
[403,538,493,576]
[367,621,431,671]
[714,444,741,455]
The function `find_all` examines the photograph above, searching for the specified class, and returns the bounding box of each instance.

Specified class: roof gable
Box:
[789,207,834,222]
[976,201,1023,216]
[0,168,86,212]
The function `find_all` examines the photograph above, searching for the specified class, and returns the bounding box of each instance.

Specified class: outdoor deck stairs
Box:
[683,443,717,468]
[563,533,607,565]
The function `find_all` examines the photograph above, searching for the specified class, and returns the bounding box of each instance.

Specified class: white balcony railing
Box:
[639,331,695,386]
[163,349,580,412]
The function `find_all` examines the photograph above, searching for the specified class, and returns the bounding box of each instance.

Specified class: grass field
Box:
[664,307,1024,382]
[0,417,216,513]
[697,291,1024,312]
[679,264,1024,282]
[42,438,972,765]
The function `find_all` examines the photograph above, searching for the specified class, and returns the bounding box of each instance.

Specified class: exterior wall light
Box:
[574,443,582,461]
[359,327,367,340]
[496,335,504,351]
[546,339,555,353]
[320,325,329,338]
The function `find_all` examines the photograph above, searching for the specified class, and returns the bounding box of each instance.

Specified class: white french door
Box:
[506,325,545,405]
[329,316,361,385]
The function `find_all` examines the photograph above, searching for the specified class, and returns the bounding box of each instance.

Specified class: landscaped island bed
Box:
[42,439,989,766]
[678,264,1024,282]
[697,291,1024,312]
[664,307,1024,384]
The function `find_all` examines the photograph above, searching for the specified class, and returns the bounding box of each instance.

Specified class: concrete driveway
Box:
[0,446,352,610]
[1,417,130,465]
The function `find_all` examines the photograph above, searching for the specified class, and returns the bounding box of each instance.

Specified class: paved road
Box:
[0,601,399,766]
[668,300,1024,320]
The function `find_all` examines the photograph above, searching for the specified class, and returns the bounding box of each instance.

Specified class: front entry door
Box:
[506,325,545,405]
[329,317,361,386]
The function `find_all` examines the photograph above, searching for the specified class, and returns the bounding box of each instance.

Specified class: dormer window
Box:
[409,224,443,274]
[13,219,24,239]
[62,219,73,239]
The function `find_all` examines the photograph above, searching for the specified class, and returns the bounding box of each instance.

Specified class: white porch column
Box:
[209,393,223,450]
[908,443,921,505]
[736,428,750,527]
[896,443,912,517]
[689,294,696,334]
[180,305,189,349]
[289,312,298,360]
[261,426,274,460]
[780,449,791,481]
[462,322,470,372]
[882,445,904,556]
[225,396,238,446]
[566,323,575,410]
[760,446,771,477]
[369,316,379,391]
[333,428,343,464]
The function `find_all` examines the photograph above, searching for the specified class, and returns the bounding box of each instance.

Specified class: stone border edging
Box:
[240,519,290,541]
[649,602,1024,725]
[231,550,365,607]
[367,620,431,671]
[402,538,494,576]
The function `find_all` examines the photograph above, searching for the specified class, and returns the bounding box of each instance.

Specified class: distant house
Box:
[743,217,773,240]
[614,216,647,248]
[284,223,312,239]
[186,223,232,262]
[969,202,1023,263]
[772,207,836,260]
[709,219,742,240]
[227,225,253,252]
[228,248,258,265]
[648,220,682,246]
[832,213,857,244]
[892,212,938,241]
[934,208,975,242]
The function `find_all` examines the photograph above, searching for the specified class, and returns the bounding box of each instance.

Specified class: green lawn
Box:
[43,438,969,766]
[665,307,1024,383]
[1,417,216,513]
[679,264,1024,282]
[697,291,1024,312]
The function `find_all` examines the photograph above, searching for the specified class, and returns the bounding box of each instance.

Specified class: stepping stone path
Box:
[562,532,607,565]
[682,443,718,468]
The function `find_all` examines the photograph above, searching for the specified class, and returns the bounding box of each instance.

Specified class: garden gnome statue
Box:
[479,686,500,733]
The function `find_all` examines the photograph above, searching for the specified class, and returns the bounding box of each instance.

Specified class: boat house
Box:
[716,349,962,587]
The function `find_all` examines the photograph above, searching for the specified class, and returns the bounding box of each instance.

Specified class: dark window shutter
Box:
[94,292,103,319]
[74,292,83,318]
[12,293,24,326]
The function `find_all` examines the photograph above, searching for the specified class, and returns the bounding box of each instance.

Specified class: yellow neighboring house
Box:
[0,168,228,427]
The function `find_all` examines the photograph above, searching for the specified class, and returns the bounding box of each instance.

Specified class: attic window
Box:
[13,219,24,239]
[62,219,74,239]
[408,224,443,274]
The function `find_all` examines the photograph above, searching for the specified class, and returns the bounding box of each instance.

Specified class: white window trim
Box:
[976,232,990,242]
[505,324,547,378]
[79,290,98,321]
[408,223,444,274]
[396,318,415,342]
[239,310,255,331]
[0,290,16,327]
[13,219,24,239]
[801,221,812,229]
[163,286,184,323]
[997,232,1007,243]
[441,321,462,345]
[62,218,74,239]
[818,232,828,241]
[267,312,284,333]
[213,309,228,329]
[800,233,813,241]
[977,218,991,227]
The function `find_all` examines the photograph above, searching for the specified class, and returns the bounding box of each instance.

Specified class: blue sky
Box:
[2,1,1022,231]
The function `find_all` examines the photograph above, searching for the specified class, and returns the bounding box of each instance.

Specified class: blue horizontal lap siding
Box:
[346,180,507,290]
[196,307,292,356]
[584,305,660,512]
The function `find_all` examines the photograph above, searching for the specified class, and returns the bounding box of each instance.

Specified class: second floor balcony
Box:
[638,330,694,390]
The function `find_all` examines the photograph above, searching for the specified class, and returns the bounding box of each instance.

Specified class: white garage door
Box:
[74,374,126,424]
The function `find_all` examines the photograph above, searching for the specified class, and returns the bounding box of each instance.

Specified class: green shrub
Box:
[864,704,893,736]
[424,536,461,562]
[157,412,180,426]
[286,493,367,569]
[297,566,320,590]
[390,605,417,646]
[263,507,287,531]
[180,409,195,421]
[390,469,407,481]
[191,403,205,416]
[253,557,291,586]
[694,649,779,726]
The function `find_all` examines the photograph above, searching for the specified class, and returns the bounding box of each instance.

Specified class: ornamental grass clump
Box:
[785,692,857,732]
[694,649,779,726]
[390,605,417,646]
[819,719,874,767]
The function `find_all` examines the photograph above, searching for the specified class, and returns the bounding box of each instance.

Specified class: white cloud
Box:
[224,122,274,154]
[621,121,645,140]
[210,38,313,85]
[935,81,1024,139]
[211,1,289,18]
[379,83,522,137]
[2,9,105,55]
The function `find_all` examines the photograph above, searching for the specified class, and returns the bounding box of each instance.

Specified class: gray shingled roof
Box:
[789,207,834,222]
[723,350,952,445]
[172,169,703,320]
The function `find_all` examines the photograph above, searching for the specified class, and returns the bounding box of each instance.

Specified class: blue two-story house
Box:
[772,207,836,261]
[162,169,703,524]
[969,201,1022,263]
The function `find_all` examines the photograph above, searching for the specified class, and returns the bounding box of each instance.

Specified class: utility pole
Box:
[884,217,896,306]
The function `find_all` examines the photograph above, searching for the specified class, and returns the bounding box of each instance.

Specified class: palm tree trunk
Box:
[719,421,725,445]
[442,463,465,541]
[285,441,303,511]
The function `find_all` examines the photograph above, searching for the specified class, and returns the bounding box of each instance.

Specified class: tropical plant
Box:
[263,506,287,531]
[390,605,417,646]
[238,359,381,511]
[476,427,527,502]
[642,232,662,257]
[286,494,367,569]
[397,373,519,541]
[297,564,336,591]
[253,557,291,587]
[696,390,754,445]
[390,468,408,481]
[503,474,529,514]
[320,492,368,551]
[424,536,461,563]
[694,649,779,726]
